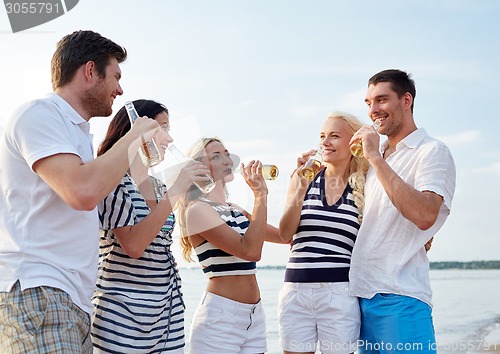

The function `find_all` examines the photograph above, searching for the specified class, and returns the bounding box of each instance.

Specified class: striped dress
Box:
[91,174,184,353]
[285,168,360,283]
[194,198,256,278]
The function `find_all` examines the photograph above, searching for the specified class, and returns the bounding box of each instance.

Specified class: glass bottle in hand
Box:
[349,119,381,158]
[167,144,216,194]
[301,147,323,180]
[125,101,162,168]
[233,164,279,180]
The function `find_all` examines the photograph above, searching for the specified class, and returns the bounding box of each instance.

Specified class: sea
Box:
[179,268,500,354]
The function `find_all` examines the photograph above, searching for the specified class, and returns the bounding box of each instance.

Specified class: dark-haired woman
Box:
[91,100,210,353]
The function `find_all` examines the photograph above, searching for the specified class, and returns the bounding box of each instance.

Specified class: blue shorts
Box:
[358,294,436,354]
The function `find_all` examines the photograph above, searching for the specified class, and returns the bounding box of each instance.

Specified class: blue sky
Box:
[1,0,499,266]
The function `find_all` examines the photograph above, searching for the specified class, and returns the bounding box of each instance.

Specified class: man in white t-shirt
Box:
[349,69,456,354]
[0,30,159,353]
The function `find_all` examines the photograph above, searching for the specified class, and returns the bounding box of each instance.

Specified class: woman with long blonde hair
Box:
[278,112,369,354]
[176,137,285,354]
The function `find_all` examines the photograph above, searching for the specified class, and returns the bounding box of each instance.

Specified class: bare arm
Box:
[265,224,289,244]
[187,161,269,261]
[109,161,212,258]
[238,208,287,244]
[112,198,173,258]
[33,117,159,211]
[425,237,434,252]
[368,154,443,230]
[166,160,212,209]
[352,126,443,230]
[187,195,267,261]
[279,151,315,241]
[279,173,309,241]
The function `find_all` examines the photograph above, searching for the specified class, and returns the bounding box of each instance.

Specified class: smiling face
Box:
[319,117,354,165]
[365,81,409,138]
[83,57,123,118]
[202,140,234,183]
[152,111,173,161]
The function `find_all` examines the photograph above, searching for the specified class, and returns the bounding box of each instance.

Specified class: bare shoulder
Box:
[187,200,217,217]
[186,200,225,235]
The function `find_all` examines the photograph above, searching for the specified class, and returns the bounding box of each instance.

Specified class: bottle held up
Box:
[167,144,216,194]
[349,119,381,158]
[301,147,323,180]
[233,164,279,180]
[125,101,162,168]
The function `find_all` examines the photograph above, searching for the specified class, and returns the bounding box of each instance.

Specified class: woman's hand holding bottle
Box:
[291,148,323,188]
[169,160,212,197]
[167,144,216,193]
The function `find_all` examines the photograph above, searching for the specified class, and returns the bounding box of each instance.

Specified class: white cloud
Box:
[437,130,481,146]
[472,163,500,176]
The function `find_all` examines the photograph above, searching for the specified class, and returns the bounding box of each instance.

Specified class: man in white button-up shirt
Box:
[349,69,456,354]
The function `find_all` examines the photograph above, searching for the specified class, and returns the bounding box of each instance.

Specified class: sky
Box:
[1,0,499,266]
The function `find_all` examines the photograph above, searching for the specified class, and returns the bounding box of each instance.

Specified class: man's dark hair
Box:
[51,30,127,90]
[368,69,416,113]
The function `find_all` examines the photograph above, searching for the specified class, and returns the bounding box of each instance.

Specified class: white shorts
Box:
[278,282,360,354]
[189,291,267,354]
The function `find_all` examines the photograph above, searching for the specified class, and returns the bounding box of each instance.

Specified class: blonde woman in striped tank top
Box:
[177,137,286,354]
[278,112,369,354]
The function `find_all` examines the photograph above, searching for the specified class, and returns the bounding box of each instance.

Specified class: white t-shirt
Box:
[0,94,98,315]
[349,128,456,306]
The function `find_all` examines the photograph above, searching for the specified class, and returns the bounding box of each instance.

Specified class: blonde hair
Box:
[176,137,223,262]
[326,112,369,223]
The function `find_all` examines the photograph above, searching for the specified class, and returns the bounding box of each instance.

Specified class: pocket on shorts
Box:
[329,283,350,295]
[376,293,405,308]
[203,305,225,326]
[277,285,298,321]
[378,293,400,299]
[0,293,7,308]
[328,285,359,315]
[22,287,50,336]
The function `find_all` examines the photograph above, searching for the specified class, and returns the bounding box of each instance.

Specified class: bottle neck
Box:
[167,144,188,162]
[125,102,140,123]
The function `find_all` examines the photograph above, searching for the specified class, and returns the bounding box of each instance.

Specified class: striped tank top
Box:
[92,173,184,353]
[284,168,360,283]
[194,197,257,278]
